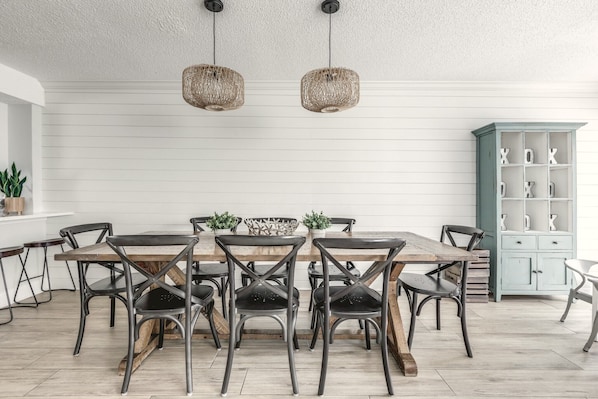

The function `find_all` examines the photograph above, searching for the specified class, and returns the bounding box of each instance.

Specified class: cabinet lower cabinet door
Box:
[537,253,572,291]
[501,253,536,291]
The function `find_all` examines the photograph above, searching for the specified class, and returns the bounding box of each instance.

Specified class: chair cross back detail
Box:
[216,235,305,304]
[425,224,485,277]
[314,237,406,309]
[106,235,203,305]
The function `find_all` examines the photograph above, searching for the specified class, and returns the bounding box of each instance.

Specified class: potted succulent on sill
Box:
[206,211,238,235]
[0,162,27,216]
[302,210,331,238]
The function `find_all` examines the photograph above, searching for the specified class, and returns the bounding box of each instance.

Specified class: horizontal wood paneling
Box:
[40,81,598,289]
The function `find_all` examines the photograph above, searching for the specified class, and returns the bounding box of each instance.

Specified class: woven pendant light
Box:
[182,0,244,111]
[301,0,359,113]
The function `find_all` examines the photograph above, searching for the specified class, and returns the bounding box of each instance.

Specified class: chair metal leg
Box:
[110,296,116,327]
[158,319,165,349]
[121,302,136,395]
[308,276,317,311]
[287,309,299,395]
[220,277,228,320]
[583,311,598,352]
[380,316,394,395]
[185,308,193,396]
[435,297,441,330]
[460,299,473,357]
[0,261,14,325]
[318,313,330,396]
[407,291,418,349]
[309,311,320,350]
[364,320,371,350]
[221,307,236,396]
[560,290,576,322]
[206,301,221,349]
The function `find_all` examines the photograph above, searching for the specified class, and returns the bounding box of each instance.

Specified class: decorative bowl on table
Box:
[244,217,299,236]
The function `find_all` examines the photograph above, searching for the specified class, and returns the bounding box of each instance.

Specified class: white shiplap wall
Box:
[40,81,598,289]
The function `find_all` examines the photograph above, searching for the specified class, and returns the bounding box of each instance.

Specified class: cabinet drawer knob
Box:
[516,241,522,244]
[552,241,558,245]
[537,270,543,273]
[532,270,537,273]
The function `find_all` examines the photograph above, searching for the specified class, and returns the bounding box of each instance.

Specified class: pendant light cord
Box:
[328,11,332,69]
[212,11,216,65]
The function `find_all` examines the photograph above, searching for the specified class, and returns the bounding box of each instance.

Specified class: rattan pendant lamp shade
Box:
[182,0,244,111]
[301,0,359,113]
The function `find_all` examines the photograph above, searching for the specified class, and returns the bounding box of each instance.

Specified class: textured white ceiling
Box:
[1,0,598,82]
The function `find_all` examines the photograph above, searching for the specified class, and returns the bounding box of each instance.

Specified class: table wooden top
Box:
[55,231,478,264]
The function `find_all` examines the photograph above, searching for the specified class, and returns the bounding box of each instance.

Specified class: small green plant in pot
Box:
[302,210,331,236]
[206,211,238,233]
[0,162,27,215]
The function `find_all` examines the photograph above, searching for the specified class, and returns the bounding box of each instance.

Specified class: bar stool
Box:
[0,246,24,325]
[14,238,76,306]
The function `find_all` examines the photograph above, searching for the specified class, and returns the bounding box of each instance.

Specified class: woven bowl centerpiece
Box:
[244,218,299,236]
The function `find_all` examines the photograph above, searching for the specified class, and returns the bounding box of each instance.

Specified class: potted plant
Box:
[206,211,238,235]
[0,162,27,215]
[302,210,331,237]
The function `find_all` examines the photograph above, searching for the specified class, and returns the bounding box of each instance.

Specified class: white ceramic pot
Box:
[310,229,326,238]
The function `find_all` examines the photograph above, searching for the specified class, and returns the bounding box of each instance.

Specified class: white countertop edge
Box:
[0,212,74,223]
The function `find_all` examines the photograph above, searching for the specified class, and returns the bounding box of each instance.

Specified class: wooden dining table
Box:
[56,230,477,378]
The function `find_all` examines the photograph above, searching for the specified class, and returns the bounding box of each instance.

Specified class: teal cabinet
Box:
[472,122,585,301]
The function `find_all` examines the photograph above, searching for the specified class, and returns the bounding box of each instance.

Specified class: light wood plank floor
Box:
[0,289,597,398]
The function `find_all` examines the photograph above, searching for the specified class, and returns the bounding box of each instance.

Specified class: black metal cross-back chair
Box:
[309,237,407,396]
[106,234,220,396]
[59,222,147,356]
[398,224,485,358]
[307,218,360,324]
[215,234,306,397]
[189,216,242,319]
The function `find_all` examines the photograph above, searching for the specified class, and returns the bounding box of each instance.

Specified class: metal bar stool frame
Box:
[13,238,76,307]
[0,246,25,325]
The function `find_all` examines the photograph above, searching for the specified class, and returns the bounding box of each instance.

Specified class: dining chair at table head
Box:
[189,215,242,319]
[106,234,220,396]
[309,237,407,396]
[398,224,485,358]
[59,222,147,356]
[215,234,306,396]
[559,259,598,322]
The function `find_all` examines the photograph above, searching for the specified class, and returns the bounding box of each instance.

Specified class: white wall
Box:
[32,81,598,291]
